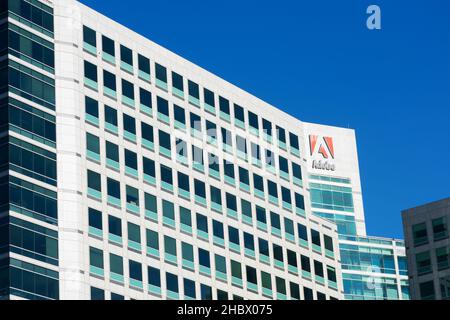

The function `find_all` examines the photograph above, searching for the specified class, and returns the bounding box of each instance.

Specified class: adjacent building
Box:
[402,197,450,300]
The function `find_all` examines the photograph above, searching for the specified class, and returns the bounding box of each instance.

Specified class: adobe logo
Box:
[309,135,335,159]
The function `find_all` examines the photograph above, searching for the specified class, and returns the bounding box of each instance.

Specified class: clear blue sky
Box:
[79,0,450,239]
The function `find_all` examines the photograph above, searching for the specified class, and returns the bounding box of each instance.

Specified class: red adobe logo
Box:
[309,135,335,159]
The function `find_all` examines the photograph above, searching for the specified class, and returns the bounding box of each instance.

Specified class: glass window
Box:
[236,135,247,157]
[155,63,167,84]
[174,105,185,125]
[108,215,122,237]
[120,45,133,66]
[192,145,203,167]
[314,260,324,278]
[141,123,154,143]
[166,272,179,293]
[201,284,212,300]
[123,114,136,135]
[267,180,278,199]
[270,212,281,230]
[248,111,259,131]
[292,163,302,181]
[228,226,240,246]
[194,179,206,199]
[276,126,286,144]
[184,278,196,299]
[219,96,230,115]
[196,213,208,234]
[234,104,245,125]
[226,193,237,212]
[107,178,121,200]
[103,70,116,91]
[129,260,142,281]
[262,119,272,138]
[144,193,157,216]
[157,96,169,117]
[261,271,272,291]
[88,208,102,230]
[416,251,432,275]
[89,246,103,269]
[86,97,98,119]
[290,282,300,300]
[146,229,159,250]
[127,222,140,243]
[148,266,160,288]
[87,170,101,192]
[159,130,171,151]
[231,260,242,280]
[102,35,115,56]
[276,277,286,295]
[124,149,137,170]
[213,220,224,240]
[86,133,100,155]
[190,112,201,133]
[311,229,321,247]
[199,248,210,269]
[126,185,139,207]
[143,157,155,177]
[84,61,97,82]
[324,235,334,253]
[256,206,267,224]
[83,26,96,48]
[188,80,199,99]
[121,79,134,100]
[172,71,184,93]
[204,88,215,109]
[140,88,152,109]
[259,238,269,257]
[289,132,299,151]
[419,280,435,300]
[138,54,150,74]
[110,253,123,276]
[164,235,177,256]
[244,232,254,251]
[91,287,104,300]
[224,160,234,180]
[104,105,117,127]
[246,266,257,285]
[432,217,448,241]
[412,223,428,246]
[180,207,192,228]
[210,186,222,207]
[301,255,311,273]
[178,172,190,192]
[162,200,175,222]
[239,167,249,186]
[273,244,283,262]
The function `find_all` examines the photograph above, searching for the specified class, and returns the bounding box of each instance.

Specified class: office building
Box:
[0,0,347,300]
[402,197,450,300]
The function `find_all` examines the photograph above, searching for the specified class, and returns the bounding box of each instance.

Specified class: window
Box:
[215,254,227,279]
[181,242,194,268]
[157,96,169,122]
[251,143,261,166]
[432,217,448,241]
[295,193,305,215]
[178,172,190,195]
[104,105,117,130]
[208,153,220,178]
[256,206,267,227]
[124,149,137,173]
[273,244,284,266]
[190,112,202,136]
[126,185,139,211]
[120,44,133,69]
[83,26,96,50]
[279,156,289,178]
[234,104,245,128]
[243,233,255,255]
[85,97,98,123]
[129,260,142,285]
[436,246,450,270]
[210,186,222,211]
[146,229,159,255]
[201,284,212,300]
[259,238,270,259]
[174,105,186,128]
[213,220,224,244]
[110,253,123,280]
[87,170,101,196]
[311,229,321,250]
[204,88,215,112]
[261,271,272,294]
[91,287,104,300]
[88,208,102,233]
[248,111,259,133]
[292,163,302,185]
[267,180,278,203]
[276,277,286,297]
[217,289,228,300]
[238,167,249,190]
[196,213,208,237]
[148,266,161,294]
[290,282,300,300]
[419,280,435,300]
[172,71,184,97]
[241,199,252,224]
[184,278,196,299]
[155,63,167,87]
[327,266,337,284]
[324,235,334,256]
[89,246,104,274]
[224,159,235,183]
[192,145,204,171]
[301,255,311,274]
[162,200,175,227]
[166,272,179,296]
[159,130,171,155]
[194,179,206,203]
[236,135,247,160]
[265,149,275,168]
[86,133,100,160]
[107,178,121,203]
[276,125,286,148]
[287,250,297,269]
[221,128,232,152]
[199,248,211,272]
[262,119,272,140]
[138,54,150,79]
[206,121,218,144]
[219,96,230,120]
[289,132,300,154]
[188,80,199,106]
[270,212,281,234]
[226,193,237,216]
[412,223,428,246]
[314,260,324,279]
[246,266,257,287]
[123,114,136,139]
[102,35,115,58]
[103,70,116,95]
[281,187,292,209]
[416,251,432,275]
[164,235,177,262]
[143,157,155,182]
[284,218,295,241]
[108,215,122,238]
[84,60,97,86]
[180,206,192,233]
[231,260,242,286]
[121,79,134,104]
[141,123,154,148]
[228,226,240,250]
[304,287,314,300]
[127,222,141,247]
[140,88,152,113]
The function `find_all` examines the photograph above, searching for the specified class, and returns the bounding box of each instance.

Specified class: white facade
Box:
[48,0,354,300]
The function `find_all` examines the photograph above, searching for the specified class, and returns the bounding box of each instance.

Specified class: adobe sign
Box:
[309,135,336,171]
